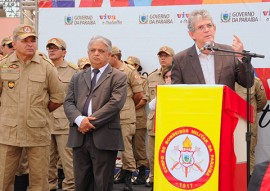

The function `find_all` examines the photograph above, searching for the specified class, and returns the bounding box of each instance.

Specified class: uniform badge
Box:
[8,81,15,89]
[8,64,19,69]
[23,26,32,33]
[2,63,8,69]
[134,75,139,80]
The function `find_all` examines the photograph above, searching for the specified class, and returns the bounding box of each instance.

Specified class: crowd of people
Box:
[0,9,267,191]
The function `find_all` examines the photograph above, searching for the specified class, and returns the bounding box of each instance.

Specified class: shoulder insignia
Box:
[39,54,54,66]
[68,62,79,70]
[0,54,9,62]
[148,68,158,76]
[141,75,147,80]
[126,63,135,71]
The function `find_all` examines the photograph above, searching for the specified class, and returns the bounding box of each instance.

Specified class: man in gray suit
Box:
[64,36,127,191]
[172,9,254,89]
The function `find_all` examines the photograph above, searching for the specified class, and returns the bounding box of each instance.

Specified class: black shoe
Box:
[114,168,125,184]
[133,166,146,185]
[14,174,29,191]
[58,169,65,189]
[122,170,134,191]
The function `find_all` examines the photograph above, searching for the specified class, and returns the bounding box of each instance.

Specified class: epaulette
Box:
[141,75,147,80]
[126,63,136,71]
[148,68,159,76]
[39,54,54,66]
[0,54,9,62]
[68,62,79,70]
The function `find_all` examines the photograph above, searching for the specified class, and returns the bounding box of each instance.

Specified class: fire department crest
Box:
[159,127,215,189]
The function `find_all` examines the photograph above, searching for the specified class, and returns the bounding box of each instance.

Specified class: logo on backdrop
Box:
[139,14,148,24]
[99,14,122,25]
[220,11,259,23]
[139,13,173,24]
[176,12,189,24]
[159,127,215,189]
[65,15,73,25]
[65,15,96,25]
[221,12,231,23]
[262,10,270,22]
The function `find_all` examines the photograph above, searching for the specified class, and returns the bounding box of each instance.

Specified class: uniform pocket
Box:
[27,120,46,128]
[29,74,46,94]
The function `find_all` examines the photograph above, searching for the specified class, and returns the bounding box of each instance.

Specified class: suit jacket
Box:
[64,64,127,150]
[171,43,254,90]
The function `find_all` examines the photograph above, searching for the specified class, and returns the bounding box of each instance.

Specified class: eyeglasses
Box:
[46,46,65,51]
[195,23,214,32]
[5,43,13,49]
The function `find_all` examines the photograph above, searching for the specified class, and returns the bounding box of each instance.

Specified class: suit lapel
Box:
[213,43,223,84]
[93,64,112,92]
[83,68,92,91]
[189,45,206,84]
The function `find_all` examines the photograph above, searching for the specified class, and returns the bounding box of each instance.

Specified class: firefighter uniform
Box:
[49,60,78,190]
[0,51,64,191]
[119,63,143,171]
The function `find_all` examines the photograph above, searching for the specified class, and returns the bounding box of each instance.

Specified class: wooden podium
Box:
[154,85,253,191]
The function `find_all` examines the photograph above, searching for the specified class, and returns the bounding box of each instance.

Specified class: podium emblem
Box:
[159,127,216,189]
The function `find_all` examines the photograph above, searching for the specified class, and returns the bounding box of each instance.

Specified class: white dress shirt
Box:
[196,45,215,84]
[75,64,109,127]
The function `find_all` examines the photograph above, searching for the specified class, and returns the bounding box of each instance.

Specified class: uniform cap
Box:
[1,36,13,46]
[46,38,67,50]
[157,46,175,56]
[77,57,91,69]
[111,46,121,55]
[13,24,37,40]
[125,56,142,71]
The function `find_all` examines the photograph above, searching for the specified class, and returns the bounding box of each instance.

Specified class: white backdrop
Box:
[38,1,270,164]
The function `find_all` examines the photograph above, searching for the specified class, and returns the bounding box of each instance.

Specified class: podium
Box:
[154,85,253,191]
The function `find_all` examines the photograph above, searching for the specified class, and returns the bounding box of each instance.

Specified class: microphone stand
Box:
[206,46,264,186]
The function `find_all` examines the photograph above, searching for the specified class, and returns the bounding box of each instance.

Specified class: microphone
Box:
[200,41,214,52]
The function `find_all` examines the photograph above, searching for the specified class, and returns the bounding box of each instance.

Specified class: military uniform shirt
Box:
[0,52,65,147]
[50,60,78,135]
[119,62,143,124]
[147,68,165,136]
[136,75,148,129]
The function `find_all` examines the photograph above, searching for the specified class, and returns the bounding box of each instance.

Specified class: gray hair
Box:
[87,35,112,52]
[187,9,214,32]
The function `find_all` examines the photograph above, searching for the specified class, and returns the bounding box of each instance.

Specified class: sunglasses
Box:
[6,43,13,49]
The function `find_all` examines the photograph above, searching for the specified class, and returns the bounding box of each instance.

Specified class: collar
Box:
[91,63,108,74]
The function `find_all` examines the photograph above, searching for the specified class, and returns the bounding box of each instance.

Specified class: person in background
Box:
[77,57,91,70]
[46,37,77,191]
[146,46,175,189]
[149,65,172,111]
[0,36,15,57]
[109,46,144,191]
[171,9,254,90]
[235,77,267,175]
[125,56,149,185]
[64,35,127,191]
[0,24,64,191]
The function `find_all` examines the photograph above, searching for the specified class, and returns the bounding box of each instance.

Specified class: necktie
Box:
[82,69,100,116]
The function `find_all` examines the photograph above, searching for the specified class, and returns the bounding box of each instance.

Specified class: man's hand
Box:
[232,35,244,59]
[78,116,96,134]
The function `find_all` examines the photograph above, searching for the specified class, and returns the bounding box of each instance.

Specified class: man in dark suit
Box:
[64,36,127,191]
[172,9,254,89]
